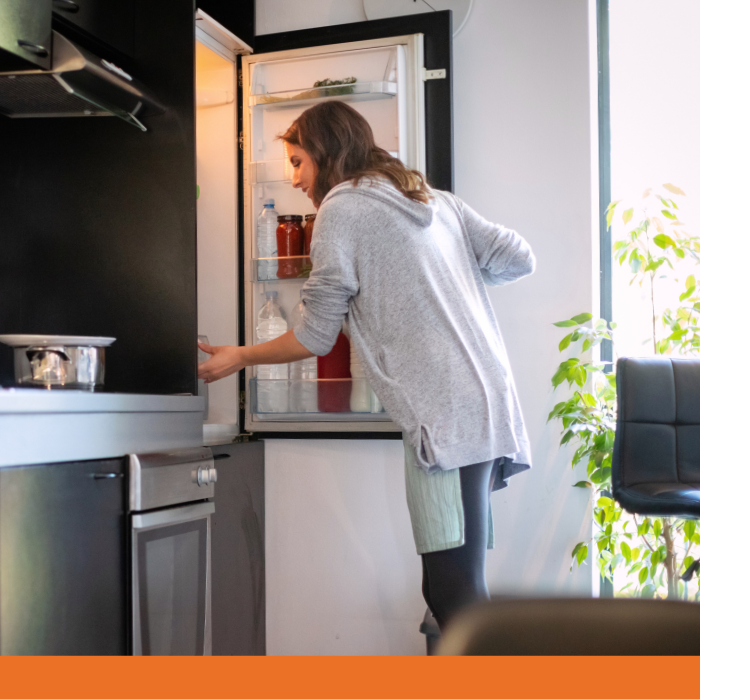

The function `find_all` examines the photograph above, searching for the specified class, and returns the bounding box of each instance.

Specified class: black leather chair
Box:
[436,597,700,655]
[612,357,699,519]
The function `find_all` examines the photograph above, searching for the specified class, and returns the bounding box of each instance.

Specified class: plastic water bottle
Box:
[349,342,371,412]
[257,199,278,281]
[255,291,288,412]
[289,291,318,412]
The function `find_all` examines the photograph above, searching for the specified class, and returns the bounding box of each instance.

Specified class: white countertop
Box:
[0,389,205,468]
[0,388,203,413]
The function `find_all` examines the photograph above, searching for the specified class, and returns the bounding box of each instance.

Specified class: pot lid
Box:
[0,334,116,347]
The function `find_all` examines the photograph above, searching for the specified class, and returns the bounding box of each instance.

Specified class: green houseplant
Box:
[548,185,700,599]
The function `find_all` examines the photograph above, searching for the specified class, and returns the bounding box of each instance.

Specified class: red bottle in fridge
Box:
[317,332,351,412]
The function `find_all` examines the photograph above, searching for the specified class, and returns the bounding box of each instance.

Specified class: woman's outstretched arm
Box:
[197,330,315,383]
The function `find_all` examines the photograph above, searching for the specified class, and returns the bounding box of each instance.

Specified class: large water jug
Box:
[255,291,288,412]
[349,342,371,412]
[289,291,318,412]
[257,199,278,281]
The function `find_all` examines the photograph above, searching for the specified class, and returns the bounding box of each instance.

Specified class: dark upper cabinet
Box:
[0,0,53,71]
[52,0,135,58]
[0,0,197,396]
[196,0,254,46]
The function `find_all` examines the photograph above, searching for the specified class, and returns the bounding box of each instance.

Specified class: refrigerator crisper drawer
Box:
[249,378,390,422]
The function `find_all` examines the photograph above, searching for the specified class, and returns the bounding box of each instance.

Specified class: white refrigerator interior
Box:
[241,36,425,431]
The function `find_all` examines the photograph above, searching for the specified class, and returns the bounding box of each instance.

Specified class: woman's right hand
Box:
[197,341,248,383]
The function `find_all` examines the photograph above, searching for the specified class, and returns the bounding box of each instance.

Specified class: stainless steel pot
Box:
[0,335,115,391]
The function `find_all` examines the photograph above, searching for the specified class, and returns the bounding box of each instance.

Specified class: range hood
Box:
[0,32,163,131]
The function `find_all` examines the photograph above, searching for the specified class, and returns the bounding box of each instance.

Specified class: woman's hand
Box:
[198,341,248,383]
[197,331,314,384]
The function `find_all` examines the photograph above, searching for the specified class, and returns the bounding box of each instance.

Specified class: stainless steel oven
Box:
[128,447,216,656]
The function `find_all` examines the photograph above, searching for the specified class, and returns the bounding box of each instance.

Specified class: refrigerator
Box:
[195,10,453,443]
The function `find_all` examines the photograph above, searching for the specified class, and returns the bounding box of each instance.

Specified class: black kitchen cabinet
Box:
[52,0,134,58]
[0,0,53,71]
[196,0,254,46]
[0,0,197,396]
[0,458,128,655]
[211,441,265,655]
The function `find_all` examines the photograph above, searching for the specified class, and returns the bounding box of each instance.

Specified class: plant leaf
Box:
[573,481,592,488]
[653,234,676,249]
[663,183,686,196]
[621,542,631,562]
[572,313,593,325]
[622,208,633,225]
[576,544,588,565]
[558,333,573,351]
[553,319,578,328]
[606,206,616,229]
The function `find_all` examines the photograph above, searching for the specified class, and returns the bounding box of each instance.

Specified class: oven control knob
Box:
[195,466,211,486]
[209,467,218,483]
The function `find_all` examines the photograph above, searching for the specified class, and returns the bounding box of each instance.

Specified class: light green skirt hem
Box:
[403,437,495,555]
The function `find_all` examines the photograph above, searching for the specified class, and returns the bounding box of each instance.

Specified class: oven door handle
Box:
[132,501,215,531]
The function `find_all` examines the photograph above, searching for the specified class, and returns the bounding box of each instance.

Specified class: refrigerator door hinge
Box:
[239,390,246,410]
[422,68,446,81]
[239,130,244,150]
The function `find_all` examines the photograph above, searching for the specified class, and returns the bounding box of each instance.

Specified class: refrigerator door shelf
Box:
[249,159,291,184]
[252,256,312,282]
[250,81,397,110]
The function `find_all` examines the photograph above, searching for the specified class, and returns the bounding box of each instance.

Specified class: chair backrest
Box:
[612,357,699,511]
[436,597,700,655]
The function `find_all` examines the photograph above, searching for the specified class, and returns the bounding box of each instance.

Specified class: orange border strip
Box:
[0,656,699,699]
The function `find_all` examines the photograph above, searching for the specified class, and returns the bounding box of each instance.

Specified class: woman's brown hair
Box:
[279,101,432,208]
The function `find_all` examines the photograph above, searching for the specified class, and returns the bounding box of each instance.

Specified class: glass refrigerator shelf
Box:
[252,256,312,282]
[250,80,397,110]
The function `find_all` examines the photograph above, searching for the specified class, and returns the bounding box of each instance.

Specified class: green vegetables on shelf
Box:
[256,77,358,105]
[312,77,357,96]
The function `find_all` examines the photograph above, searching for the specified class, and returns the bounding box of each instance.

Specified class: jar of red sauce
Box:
[276,215,303,278]
[304,213,316,256]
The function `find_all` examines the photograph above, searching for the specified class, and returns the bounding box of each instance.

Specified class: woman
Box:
[198,101,535,631]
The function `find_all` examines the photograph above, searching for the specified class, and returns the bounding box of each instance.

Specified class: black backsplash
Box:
[0,0,198,395]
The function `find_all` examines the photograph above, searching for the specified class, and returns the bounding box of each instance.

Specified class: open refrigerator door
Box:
[195,13,252,445]
[241,36,426,433]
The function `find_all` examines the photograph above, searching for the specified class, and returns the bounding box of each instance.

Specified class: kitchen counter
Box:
[0,389,204,468]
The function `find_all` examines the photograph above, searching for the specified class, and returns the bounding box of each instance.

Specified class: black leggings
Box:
[421,459,499,631]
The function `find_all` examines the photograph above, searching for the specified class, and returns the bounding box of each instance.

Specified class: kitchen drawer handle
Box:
[92,473,119,479]
[53,0,80,12]
[17,40,49,57]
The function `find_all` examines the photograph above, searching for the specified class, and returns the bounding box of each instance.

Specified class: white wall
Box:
[258,0,598,655]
